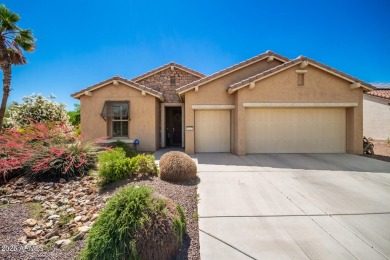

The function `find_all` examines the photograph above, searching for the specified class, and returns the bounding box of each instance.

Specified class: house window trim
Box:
[100,100,130,138]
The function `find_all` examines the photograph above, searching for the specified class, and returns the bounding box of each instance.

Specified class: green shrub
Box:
[159,151,197,182]
[80,185,185,260]
[110,140,136,158]
[173,205,186,245]
[132,154,158,175]
[98,148,134,183]
[98,150,158,183]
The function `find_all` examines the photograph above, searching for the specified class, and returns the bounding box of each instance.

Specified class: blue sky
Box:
[2,0,390,110]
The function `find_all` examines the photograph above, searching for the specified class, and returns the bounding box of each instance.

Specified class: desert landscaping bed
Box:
[362,140,390,163]
[0,175,199,259]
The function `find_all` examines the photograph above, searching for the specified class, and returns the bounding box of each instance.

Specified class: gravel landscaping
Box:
[0,175,199,259]
[362,139,390,162]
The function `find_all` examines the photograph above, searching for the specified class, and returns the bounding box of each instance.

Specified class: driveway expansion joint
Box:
[200,229,258,260]
[199,212,390,219]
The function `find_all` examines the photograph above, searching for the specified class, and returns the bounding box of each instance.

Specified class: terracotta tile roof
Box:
[365,89,390,100]
[131,62,205,82]
[228,57,303,92]
[176,50,290,94]
[71,76,165,101]
[228,56,374,93]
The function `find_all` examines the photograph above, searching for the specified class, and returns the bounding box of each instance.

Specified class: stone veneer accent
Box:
[135,68,201,102]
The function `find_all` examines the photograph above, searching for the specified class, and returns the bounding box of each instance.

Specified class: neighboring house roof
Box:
[176,50,290,95]
[71,76,165,101]
[365,89,390,100]
[228,56,374,94]
[131,62,205,82]
[371,83,390,89]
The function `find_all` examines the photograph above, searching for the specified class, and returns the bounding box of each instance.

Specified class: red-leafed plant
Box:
[0,121,98,182]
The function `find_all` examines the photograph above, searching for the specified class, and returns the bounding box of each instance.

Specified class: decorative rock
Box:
[23,218,37,227]
[46,210,55,215]
[61,233,71,239]
[46,220,53,228]
[45,230,59,239]
[27,240,37,246]
[0,174,105,247]
[50,204,58,209]
[49,236,60,241]
[81,216,90,222]
[24,230,37,239]
[24,197,33,203]
[32,226,41,231]
[18,236,27,244]
[74,216,82,222]
[58,198,69,205]
[66,208,75,213]
[91,213,99,221]
[77,226,90,233]
[48,214,60,220]
[55,239,71,248]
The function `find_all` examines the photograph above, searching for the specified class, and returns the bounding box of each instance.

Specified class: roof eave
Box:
[71,78,165,101]
[177,52,288,95]
[228,58,375,94]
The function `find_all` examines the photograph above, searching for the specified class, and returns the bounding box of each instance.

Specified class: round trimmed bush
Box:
[159,151,197,182]
[80,185,186,260]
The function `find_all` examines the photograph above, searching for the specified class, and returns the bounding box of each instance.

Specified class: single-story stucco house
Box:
[363,85,390,140]
[71,50,374,155]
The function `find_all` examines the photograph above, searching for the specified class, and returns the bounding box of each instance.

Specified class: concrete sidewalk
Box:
[197,153,390,259]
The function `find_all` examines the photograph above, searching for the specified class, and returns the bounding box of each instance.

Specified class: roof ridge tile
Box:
[131,62,205,82]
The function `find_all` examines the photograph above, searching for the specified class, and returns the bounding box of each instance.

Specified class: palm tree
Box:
[0,4,35,130]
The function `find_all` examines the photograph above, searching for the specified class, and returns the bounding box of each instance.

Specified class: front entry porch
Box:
[160,103,184,148]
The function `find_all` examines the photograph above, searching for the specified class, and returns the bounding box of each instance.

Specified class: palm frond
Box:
[0,5,20,32]
[6,47,26,65]
[15,30,35,52]
[0,5,35,65]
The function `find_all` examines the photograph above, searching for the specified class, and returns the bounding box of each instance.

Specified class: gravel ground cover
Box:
[0,175,199,260]
[362,140,390,162]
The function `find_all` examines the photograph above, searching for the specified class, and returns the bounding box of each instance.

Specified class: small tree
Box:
[68,103,80,126]
[6,94,70,128]
[0,4,35,130]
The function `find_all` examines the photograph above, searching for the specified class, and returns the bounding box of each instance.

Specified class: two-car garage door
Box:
[246,108,346,153]
[194,108,346,153]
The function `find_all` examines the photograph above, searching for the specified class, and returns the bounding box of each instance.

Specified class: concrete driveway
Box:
[196,153,390,259]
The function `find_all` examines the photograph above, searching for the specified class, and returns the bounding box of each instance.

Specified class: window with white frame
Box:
[101,101,129,138]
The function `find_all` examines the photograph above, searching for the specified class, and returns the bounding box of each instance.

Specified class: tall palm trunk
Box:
[0,39,11,131]
[0,65,11,131]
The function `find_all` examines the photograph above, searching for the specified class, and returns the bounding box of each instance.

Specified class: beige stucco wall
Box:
[363,95,390,140]
[80,82,159,152]
[184,59,283,153]
[184,62,364,155]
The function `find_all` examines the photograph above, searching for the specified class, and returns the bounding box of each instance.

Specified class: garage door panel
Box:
[195,110,230,153]
[246,108,346,153]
